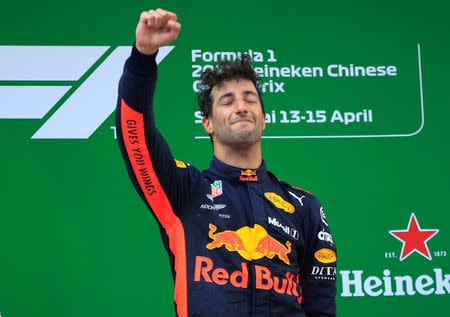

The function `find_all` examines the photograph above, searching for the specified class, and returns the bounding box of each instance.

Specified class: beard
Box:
[214,117,264,149]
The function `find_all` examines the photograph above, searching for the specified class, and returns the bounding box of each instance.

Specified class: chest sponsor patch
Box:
[268,216,299,240]
[194,255,301,297]
[264,192,295,213]
[314,248,336,264]
[200,204,226,211]
[211,180,223,198]
[206,223,292,265]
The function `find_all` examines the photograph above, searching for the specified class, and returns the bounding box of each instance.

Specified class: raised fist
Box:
[135,8,181,55]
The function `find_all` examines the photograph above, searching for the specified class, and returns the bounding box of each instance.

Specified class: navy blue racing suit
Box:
[115,45,337,317]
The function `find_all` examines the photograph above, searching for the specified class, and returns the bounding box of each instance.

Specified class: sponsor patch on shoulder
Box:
[174,159,187,168]
[320,207,328,226]
[318,229,334,245]
[264,192,295,213]
[314,248,336,263]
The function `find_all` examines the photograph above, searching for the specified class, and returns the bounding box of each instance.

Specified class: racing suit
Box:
[116,45,337,317]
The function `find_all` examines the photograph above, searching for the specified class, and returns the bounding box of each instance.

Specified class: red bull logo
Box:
[241,169,257,176]
[239,169,258,181]
[206,224,245,252]
[206,223,292,265]
[194,256,302,300]
[255,235,292,265]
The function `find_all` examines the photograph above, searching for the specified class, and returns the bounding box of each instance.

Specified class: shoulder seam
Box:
[277,178,313,195]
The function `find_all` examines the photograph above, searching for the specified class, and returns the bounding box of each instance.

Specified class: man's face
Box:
[202,78,266,148]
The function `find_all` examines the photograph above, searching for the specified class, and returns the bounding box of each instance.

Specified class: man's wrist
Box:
[126,43,158,77]
[135,44,158,55]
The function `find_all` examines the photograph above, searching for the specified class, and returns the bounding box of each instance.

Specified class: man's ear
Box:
[202,116,214,134]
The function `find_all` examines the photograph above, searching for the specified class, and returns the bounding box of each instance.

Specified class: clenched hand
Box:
[135,8,181,55]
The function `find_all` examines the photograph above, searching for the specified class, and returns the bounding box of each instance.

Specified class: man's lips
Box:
[231,117,254,125]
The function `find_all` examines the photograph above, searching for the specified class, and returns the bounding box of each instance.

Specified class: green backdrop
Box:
[1,0,449,316]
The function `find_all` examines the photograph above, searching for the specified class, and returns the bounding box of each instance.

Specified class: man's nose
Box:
[234,98,248,113]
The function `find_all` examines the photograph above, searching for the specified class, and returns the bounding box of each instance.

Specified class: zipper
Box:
[246,182,257,317]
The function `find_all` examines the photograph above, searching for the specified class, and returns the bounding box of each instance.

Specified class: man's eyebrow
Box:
[218,92,235,101]
[218,90,258,102]
[242,90,258,97]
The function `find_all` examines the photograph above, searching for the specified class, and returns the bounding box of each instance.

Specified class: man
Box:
[116,8,337,317]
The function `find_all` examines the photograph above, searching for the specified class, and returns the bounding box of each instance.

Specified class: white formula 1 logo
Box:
[0,45,174,139]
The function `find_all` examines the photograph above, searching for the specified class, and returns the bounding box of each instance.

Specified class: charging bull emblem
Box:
[206,224,245,251]
[206,223,292,265]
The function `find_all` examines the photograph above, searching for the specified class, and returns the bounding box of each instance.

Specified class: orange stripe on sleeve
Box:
[290,185,312,195]
[121,99,188,317]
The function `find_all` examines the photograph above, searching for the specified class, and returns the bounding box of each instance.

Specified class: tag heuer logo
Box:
[211,180,223,198]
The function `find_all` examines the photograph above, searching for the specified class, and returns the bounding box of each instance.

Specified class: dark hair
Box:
[197,54,265,118]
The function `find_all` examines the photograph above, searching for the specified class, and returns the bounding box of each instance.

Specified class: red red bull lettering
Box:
[194,256,301,300]
[239,175,258,181]
[194,256,248,288]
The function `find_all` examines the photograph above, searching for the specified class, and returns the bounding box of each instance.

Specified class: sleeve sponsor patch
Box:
[314,248,336,264]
